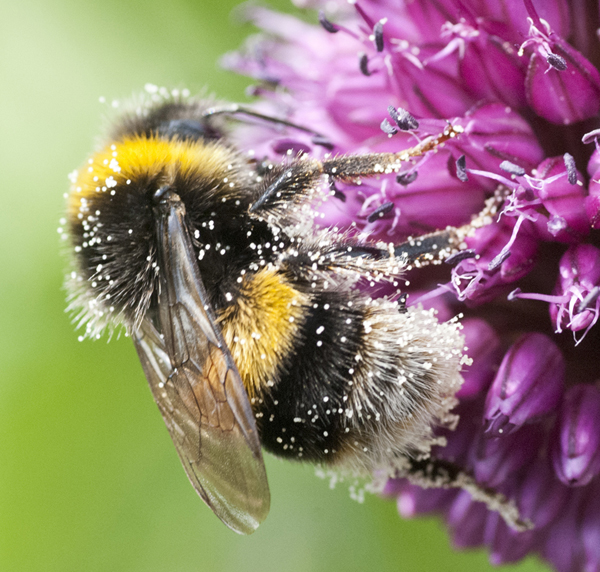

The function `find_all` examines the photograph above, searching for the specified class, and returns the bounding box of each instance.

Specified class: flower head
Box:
[224,0,600,569]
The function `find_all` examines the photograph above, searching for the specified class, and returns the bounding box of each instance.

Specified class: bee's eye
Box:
[157,119,209,141]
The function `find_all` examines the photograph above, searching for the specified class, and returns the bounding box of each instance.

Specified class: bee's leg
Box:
[249,159,324,214]
[341,227,464,265]
[348,189,505,270]
[249,124,505,258]
[393,189,507,268]
[392,228,467,268]
[320,124,464,181]
[339,206,498,274]
[403,456,532,532]
[249,124,465,215]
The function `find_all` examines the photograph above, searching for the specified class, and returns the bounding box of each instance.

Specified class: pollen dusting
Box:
[331,301,465,475]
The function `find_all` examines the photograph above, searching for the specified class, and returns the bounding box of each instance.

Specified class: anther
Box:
[507,288,522,301]
[563,153,577,185]
[577,286,600,313]
[319,10,339,33]
[380,119,398,136]
[445,249,477,265]
[499,160,526,177]
[367,201,394,223]
[359,53,371,76]
[547,53,567,71]
[388,105,419,131]
[312,135,334,150]
[488,249,511,272]
[373,21,384,52]
[582,128,600,145]
[456,155,468,182]
[396,171,418,186]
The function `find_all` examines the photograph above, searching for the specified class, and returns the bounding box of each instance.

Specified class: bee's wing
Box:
[132,199,269,535]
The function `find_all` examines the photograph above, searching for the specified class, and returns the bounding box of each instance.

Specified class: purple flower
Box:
[224,0,600,569]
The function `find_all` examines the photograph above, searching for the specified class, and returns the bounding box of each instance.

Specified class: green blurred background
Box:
[0,1,549,570]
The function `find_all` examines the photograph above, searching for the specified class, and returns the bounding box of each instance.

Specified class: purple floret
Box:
[223,0,600,569]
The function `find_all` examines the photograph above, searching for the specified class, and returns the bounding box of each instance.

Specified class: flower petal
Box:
[484,333,565,436]
[525,41,600,125]
[460,32,526,109]
[457,318,502,399]
[535,156,588,242]
[517,458,569,528]
[551,384,600,486]
[447,490,488,549]
[473,425,544,487]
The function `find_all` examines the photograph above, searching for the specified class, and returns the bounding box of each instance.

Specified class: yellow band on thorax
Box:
[68,135,238,218]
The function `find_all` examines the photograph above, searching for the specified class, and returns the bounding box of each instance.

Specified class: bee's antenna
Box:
[202,104,331,145]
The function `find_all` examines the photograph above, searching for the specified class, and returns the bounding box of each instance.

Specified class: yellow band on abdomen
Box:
[219,267,308,399]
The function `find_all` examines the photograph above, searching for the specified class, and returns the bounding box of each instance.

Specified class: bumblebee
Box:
[65,91,526,534]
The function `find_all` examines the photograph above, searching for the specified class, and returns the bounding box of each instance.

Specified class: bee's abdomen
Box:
[254,290,366,463]
[219,266,367,463]
[220,264,465,469]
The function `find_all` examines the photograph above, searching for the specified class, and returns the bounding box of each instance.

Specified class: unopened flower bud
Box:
[484,333,564,436]
[552,384,600,486]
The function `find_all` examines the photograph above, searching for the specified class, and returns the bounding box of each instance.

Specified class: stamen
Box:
[413,283,455,304]
[367,201,394,223]
[373,21,384,52]
[387,106,419,130]
[380,119,398,136]
[487,249,511,272]
[319,11,339,33]
[507,288,522,301]
[396,171,418,186]
[509,288,570,305]
[456,155,468,182]
[547,53,567,71]
[445,249,477,265]
[499,160,526,177]
[311,135,334,150]
[359,53,371,76]
[582,128,600,145]
[563,153,577,184]
[467,168,515,188]
[577,286,600,313]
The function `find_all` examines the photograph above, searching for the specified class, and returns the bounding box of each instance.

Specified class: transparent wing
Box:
[132,195,269,535]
